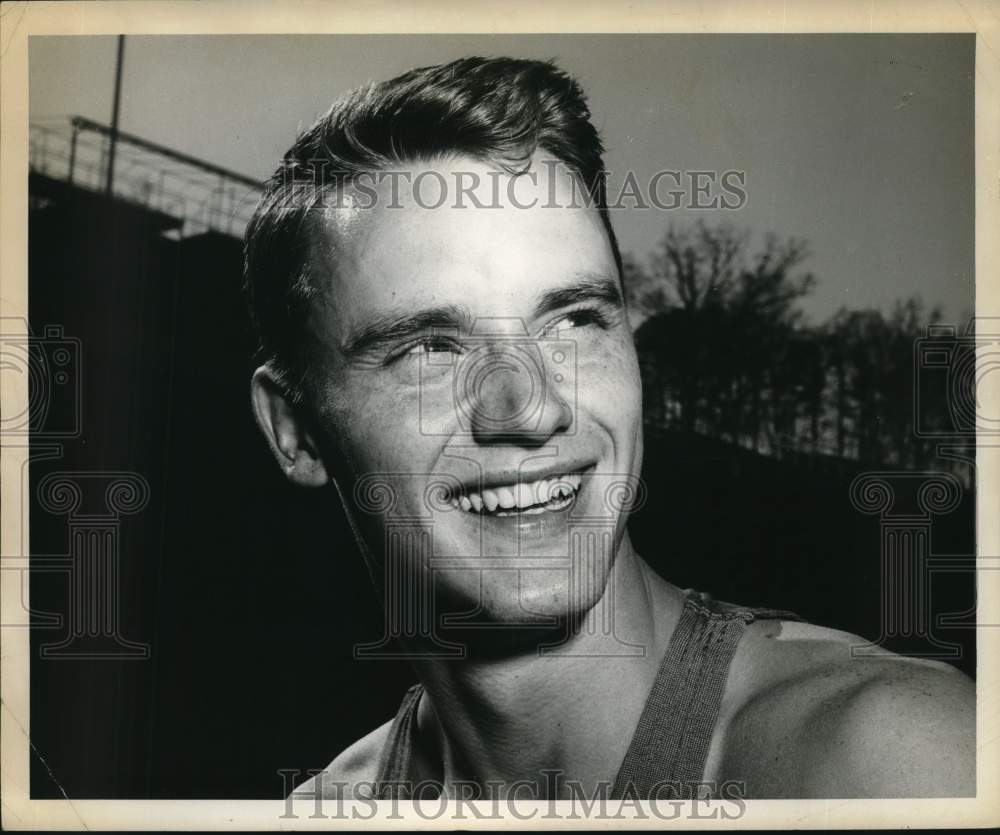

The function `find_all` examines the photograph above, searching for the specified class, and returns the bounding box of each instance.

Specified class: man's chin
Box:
[425,562,612,657]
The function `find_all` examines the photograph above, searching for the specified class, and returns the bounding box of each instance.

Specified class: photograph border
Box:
[2,0,998,829]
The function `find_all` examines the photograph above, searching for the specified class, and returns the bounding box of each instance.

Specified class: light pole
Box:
[105,35,125,195]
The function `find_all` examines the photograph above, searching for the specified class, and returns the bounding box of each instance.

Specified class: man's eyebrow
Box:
[532,273,624,319]
[341,273,621,357]
[342,304,472,356]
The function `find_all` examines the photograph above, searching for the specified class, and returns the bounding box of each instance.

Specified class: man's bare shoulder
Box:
[720,618,975,798]
[290,720,393,800]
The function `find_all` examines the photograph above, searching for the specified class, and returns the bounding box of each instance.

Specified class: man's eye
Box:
[546,309,610,334]
[404,337,459,356]
[563,312,594,329]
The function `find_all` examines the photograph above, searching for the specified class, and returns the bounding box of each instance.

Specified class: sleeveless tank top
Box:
[371,588,802,799]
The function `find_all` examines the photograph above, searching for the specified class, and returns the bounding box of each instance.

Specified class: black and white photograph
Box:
[2,1,998,829]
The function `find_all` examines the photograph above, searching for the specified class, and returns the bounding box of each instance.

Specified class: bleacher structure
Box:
[29,115,262,240]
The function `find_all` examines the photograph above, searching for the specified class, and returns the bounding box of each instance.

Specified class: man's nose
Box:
[465,345,573,445]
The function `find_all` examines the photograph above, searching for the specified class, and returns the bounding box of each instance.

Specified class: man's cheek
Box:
[578,347,641,398]
[351,401,431,473]
[329,372,412,449]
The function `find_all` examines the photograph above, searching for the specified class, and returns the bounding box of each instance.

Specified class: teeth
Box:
[450,472,584,515]
[496,486,516,509]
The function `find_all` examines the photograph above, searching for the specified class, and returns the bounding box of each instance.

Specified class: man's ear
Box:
[250,365,329,487]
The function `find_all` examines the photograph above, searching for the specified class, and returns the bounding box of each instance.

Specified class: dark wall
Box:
[28,175,974,799]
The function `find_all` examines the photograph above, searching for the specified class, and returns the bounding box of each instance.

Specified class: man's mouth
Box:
[448,473,583,517]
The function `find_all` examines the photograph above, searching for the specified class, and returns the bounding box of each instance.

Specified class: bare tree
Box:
[629,221,955,473]
[632,222,814,447]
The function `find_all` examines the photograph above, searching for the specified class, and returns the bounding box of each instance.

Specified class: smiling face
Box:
[255,152,644,643]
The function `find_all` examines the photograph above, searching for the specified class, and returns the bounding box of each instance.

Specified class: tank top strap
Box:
[373,590,802,800]
[373,683,424,799]
[610,588,801,800]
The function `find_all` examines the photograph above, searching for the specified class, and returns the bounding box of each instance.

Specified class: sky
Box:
[29,34,975,324]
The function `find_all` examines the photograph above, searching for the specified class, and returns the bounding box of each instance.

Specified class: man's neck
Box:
[406,542,687,798]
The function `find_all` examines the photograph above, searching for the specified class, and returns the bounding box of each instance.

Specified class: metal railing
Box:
[29,116,263,239]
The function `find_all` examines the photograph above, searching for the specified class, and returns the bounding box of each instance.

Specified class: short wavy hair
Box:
[244,56,622,405]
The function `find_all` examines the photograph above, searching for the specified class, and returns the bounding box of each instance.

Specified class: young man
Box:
[246,57,974,800]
